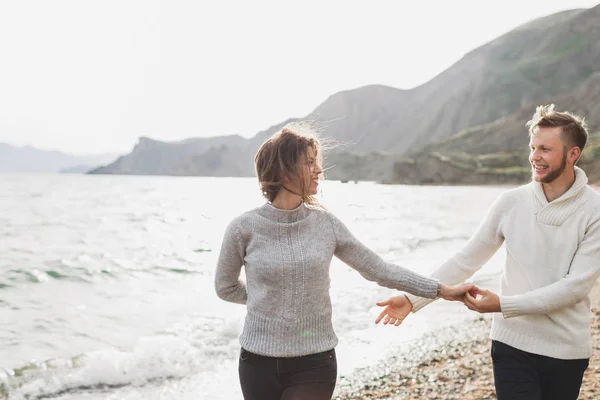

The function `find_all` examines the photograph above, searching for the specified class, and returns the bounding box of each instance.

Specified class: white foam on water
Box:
[6,336,193,399]
[5,307,247,400]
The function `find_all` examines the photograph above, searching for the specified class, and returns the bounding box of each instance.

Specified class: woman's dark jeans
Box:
[238,348,337,400]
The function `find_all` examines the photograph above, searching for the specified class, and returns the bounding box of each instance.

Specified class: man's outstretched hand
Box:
[375,295,413,326]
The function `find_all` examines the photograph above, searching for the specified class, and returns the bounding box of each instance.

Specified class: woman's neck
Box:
[271,188,302,210]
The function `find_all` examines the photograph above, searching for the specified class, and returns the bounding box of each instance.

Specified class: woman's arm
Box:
[214,219,247,304]
[327,212,453,299]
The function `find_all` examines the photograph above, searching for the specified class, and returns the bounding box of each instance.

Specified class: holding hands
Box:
[375,283,501,326]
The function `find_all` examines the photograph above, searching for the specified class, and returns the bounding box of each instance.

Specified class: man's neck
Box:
[542,168,576,203]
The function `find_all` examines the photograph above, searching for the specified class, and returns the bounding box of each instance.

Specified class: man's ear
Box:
[569,146,582,164]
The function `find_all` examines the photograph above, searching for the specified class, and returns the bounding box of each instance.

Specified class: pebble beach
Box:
[335,282,600,400]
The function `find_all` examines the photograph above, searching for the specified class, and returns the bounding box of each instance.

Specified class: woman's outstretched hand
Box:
[375,295,413,326]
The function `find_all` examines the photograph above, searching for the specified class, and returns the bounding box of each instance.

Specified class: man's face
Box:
[529,126,568,184]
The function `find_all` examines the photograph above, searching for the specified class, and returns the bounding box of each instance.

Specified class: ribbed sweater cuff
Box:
[499,295,522,319]
[406,293,436,312]
[411,276,439,299]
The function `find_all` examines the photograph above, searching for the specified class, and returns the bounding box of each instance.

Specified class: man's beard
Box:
[532,152,567,184]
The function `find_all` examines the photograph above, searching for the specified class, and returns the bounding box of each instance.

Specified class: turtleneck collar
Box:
[256,202,309,223]
[532,167,588,206]
[530,167,589,225]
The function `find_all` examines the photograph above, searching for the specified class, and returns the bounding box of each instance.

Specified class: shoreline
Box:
[335,281,600,400]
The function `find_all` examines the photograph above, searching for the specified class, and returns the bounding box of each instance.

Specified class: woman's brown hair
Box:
[254,123,323,206]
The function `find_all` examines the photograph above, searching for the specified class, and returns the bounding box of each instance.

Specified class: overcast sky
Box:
[0,0,598,155]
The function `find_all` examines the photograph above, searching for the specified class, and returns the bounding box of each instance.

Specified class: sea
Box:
[0,173,509,399]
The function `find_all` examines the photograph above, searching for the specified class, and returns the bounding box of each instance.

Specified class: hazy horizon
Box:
[1,0,598,156]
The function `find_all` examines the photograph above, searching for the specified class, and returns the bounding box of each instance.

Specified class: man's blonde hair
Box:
[526,104,589,151]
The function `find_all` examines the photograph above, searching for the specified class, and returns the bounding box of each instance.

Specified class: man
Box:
[375,104,600,400]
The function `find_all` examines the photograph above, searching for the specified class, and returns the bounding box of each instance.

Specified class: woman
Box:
[214,123,472,400]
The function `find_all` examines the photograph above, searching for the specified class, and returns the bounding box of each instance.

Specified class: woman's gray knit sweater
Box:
[215,202,439,357]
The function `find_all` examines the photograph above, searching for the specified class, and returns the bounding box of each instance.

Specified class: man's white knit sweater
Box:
[408,167,600,359]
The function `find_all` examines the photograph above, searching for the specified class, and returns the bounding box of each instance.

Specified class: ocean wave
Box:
[3,336,209,400]
[407,235,471,250]
[5,268,94,286]
[3,314,242,400]
[364,235,471,256]
[149,266,201,275]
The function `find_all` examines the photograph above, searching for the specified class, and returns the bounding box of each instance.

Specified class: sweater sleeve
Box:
[214,218,247,304]
[500,215,600,318]
[326,212,439,299]
[406,193,507,311]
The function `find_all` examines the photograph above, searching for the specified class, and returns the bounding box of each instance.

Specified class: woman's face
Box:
[287,147,322,196]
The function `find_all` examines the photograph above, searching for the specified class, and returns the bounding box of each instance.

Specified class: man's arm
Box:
[406,194,507,312]
[494,217,600,318]
[375,226,504,325]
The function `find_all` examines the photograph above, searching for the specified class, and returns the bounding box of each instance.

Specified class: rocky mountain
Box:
[424,72,600,156]
[90,135,250,177]
[0,143,116,173]
[306,6,598,155]
[390,70,600,185]
[89,119,296,177]
[90,5,600,183]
